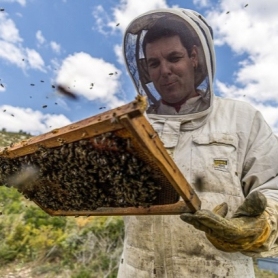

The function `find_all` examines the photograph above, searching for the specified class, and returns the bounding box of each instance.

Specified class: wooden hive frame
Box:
[0,96,201,216]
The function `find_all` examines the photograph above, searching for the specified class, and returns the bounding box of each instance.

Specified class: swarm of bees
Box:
[0,132,165,212]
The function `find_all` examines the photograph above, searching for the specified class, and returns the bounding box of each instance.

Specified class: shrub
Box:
[0,186,125,276]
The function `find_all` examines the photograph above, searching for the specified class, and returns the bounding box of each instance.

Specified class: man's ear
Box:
[190,45,198,68]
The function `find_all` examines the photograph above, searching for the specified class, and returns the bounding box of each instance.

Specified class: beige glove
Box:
[180,191,271,252]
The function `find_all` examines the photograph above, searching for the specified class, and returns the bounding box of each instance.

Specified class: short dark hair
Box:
[142,17,198,59]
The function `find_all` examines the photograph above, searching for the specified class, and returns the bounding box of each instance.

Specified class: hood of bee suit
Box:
[123,8,216,120]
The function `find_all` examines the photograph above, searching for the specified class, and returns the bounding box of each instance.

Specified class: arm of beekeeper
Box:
[239,111,278,257]
[181,110,278,257]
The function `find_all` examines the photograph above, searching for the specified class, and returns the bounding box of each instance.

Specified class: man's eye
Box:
[148,62,159,68]
[169,56,181,62]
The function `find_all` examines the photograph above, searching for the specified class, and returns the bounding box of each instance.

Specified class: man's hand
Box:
[180,191,271,252]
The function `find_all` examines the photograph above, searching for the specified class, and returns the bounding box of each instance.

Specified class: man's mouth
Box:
[163,81,176,87]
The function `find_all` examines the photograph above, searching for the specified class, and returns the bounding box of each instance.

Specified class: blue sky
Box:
[1,0,278,135]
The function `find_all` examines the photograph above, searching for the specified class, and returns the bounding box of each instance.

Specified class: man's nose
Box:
[160,61,171,76]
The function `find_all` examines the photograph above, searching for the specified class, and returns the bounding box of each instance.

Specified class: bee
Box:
[51,128,59,134]
[56,84,78,100]
[1,147,9,155]
[127,164,135,175]
[110,113,119,124]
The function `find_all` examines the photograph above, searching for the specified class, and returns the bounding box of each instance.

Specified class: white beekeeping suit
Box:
[118,8,278,278]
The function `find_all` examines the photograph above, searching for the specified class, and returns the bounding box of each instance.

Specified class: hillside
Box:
[0,129,32,148]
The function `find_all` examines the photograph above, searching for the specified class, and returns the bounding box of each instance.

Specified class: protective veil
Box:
[118,8,278,278]
[123,9,215,117]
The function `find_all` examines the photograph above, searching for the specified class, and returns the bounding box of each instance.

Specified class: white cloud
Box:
[55,52,124,108]
[49,57,60,72]
[36,31,61,54]
[111,0,169,32]
[50,41,61,54]
[0,13,45,71]
[36,30,45,45]
[42,114,71,133]
[26,48,45,71]
[252,103,278,135]
[204,0,278,131]
[0,43,45,71]
[193,0,211,8]
[114,44,124,65]
[92,5,111,35]
[0,0,26,6]
[0,13,22,43]
[214,79,278,125]
[0,40,25,67]
[92,0,169,35]
[0,105,71,135]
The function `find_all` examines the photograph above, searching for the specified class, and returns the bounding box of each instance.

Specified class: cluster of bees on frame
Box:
[0,132,162,211]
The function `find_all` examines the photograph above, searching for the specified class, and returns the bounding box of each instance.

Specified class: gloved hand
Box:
[180,191,271,252]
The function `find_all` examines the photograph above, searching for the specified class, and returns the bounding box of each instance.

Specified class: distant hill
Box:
[0,130,32,148]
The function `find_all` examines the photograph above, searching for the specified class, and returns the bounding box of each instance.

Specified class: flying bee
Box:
[56,84,78,100]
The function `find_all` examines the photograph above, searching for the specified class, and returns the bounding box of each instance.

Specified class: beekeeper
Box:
[118,8,278,278]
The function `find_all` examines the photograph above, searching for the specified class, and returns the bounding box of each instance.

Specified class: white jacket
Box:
[119,8,278,277]
[117,96,278,278]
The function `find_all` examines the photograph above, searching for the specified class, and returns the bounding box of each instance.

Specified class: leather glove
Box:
[180,191,271,252]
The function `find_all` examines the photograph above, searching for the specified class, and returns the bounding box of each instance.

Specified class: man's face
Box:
[145,35,197,104]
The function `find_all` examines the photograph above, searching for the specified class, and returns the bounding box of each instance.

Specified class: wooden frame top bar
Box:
[0,96,147,159]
